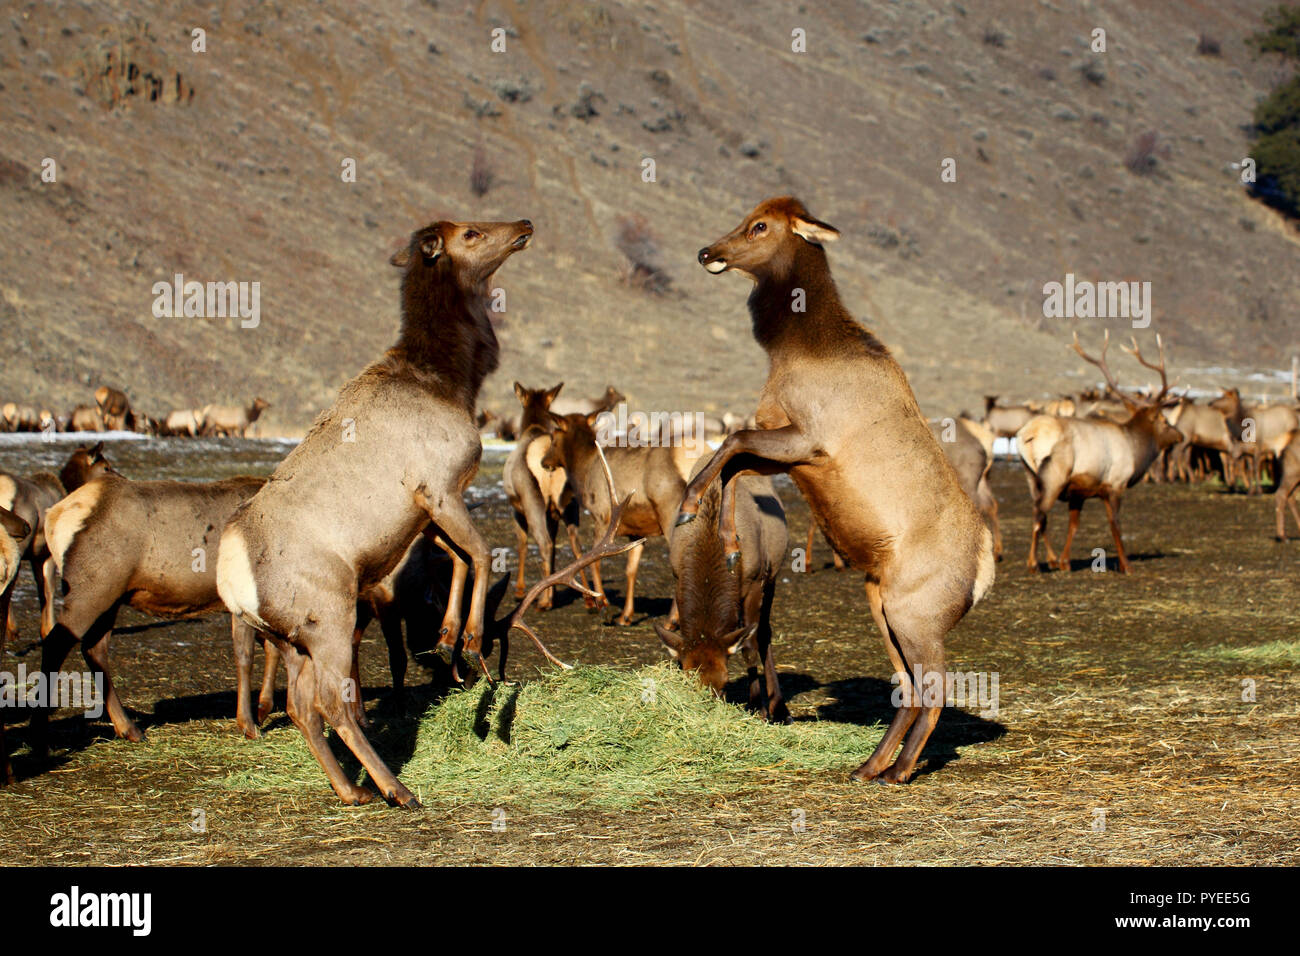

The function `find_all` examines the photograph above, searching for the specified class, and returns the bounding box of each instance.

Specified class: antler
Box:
[1122,334,1169,402]
[1071,330,1135,410]
[501,444,643,679]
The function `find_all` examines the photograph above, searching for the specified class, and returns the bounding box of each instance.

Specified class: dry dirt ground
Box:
[0,437,1296,866]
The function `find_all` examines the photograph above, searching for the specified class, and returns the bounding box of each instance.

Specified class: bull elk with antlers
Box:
[1017,332,1182,573]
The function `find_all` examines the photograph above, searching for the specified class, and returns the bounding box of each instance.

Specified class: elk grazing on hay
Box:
[679,196,995,784]
[1017,332,1182,573]
[216,217,533,807]
[657,460,789,721]
[31,466,268,752]
[541,409,706,626]
[0,506,31,784]
[503,382,589,610]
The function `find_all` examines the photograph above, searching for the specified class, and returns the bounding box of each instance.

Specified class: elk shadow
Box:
[780,674,1006,779]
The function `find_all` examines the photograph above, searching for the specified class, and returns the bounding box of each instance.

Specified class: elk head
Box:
[697,196,839,281]
[653,621,754,697]
[1071,331,1183,450]
[390,219,533,292]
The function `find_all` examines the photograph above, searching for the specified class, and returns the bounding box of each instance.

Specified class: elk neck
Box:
[746,241,888,358]
[382,261,500,409]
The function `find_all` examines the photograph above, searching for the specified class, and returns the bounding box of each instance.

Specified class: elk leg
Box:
[512,518,529,600]
[422,496,492,670]
[976,477,1003,561]
[678,425,816,523]
[1101,491,1129,573]
[32,554,56,639]
[232,618,263,738]
[349,624,368,729]
[1057,495,1084,572]
[280,638,373,806]
[852,580,921,781]
[616,540,644,626]
[563,514,597,609]
[307,630,418,807]
[379,609,407,708]
[80,620,142,742]
[534,512,557,611]
[804,523,816,573]
[258,638,279,723]
[30,622,80,757]
[756,578,788,723]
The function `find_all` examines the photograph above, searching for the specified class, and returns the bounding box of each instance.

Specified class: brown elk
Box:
[1017,332,1182,573]
[68,405,104,432]
[931,415,1003,561]
[161,409,205,437]
[656,463,789,721]
[201,398,271,437]
[1273,432,1300,540]
[550,384,626,418]
[0,506,31,783]
[94,386,133,431]
[31,471,268,752]
[982,396,1035,438]
[216,217,533,807]
[503,382,589,610]
[1235,397,1298,493]
[542,410,705,626]
[1166,395,1237,484]
[2,402,41,432]
[0,445,114,643]
[679,196,995,784]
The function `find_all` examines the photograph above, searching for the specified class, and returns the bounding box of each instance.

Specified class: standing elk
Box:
[2,403,41,432]
[201,397,271,437]
[503,382,589,610]
[31,468,269,752]
[94,386,133,431]
[0,506,31,783]
[657,461,789,721]
[67,405,104,432]
[1017,332,1182,573]
[680,196,995,784]
[216,217,533,807]
[161,408,205,437]
[982,396,1035,438]
[1165,394,1237,485]
[541,409,705,626]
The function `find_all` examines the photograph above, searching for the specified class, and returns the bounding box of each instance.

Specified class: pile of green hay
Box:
[1198,640,1300,667]
[222,663,882,808]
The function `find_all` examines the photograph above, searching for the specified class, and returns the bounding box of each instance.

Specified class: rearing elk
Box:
[1017,332,1182,573]
[680,196,995,784]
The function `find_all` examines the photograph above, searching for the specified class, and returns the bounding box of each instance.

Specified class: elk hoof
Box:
[849,763,882,783]
[434,641,456,665]
[878,765,913,785]
[240,723,262,740]
[675,511,696,526]
[388,786,421,809]
[343,788,375,807]
[122,726,146,743]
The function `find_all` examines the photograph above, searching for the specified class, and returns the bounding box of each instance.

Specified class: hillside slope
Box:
[2,0,1299,431]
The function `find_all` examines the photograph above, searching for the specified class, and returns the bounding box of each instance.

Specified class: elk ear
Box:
[419,233,444,262]
[90,441,105,459]
[723,624,758,656]
[653,622,685,658]
[513,381,527,404]
[545,382,564,406]
[389,247,412,268]
[791,215,840,245]
[586,410,603,428]
[0,507,30,541]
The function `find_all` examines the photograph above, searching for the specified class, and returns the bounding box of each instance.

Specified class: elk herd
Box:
[1,388,270,438]
[0,196,1295,803]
